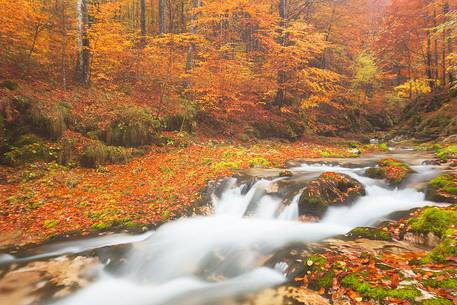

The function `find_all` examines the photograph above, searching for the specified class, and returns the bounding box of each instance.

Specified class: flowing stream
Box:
[0,151,444,305]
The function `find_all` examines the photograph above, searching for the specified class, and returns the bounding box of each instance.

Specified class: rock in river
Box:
[298,172,365,217]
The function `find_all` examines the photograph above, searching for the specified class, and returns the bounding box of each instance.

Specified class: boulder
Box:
[347,227,392,241]
[298,172,365,217]
[425,173,457,204]
[365,158,413,186]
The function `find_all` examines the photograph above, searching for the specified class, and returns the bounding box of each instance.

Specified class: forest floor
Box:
[0,138,365,250]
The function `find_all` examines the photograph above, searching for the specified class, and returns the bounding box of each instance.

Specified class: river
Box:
[0,149,444,305]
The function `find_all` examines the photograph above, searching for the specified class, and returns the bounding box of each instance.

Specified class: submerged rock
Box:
[219,286,331,305]
[0,256,98,305]
[298,172,365,217]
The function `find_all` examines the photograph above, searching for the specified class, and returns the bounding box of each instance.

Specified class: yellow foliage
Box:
[394,79,432,99]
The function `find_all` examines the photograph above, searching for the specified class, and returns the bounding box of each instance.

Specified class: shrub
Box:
[80,140,144,168]
[1,134,57,166]
[0,80,18,90]
[28,102,70,140]
[102,106,161,147]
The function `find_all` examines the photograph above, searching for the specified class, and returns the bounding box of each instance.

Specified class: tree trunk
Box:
[76,0,90,86]
[159,0,165,34]
[150,0,155,32]
[433,9,439,86]
[61,0,67,90]
[275,0,287,107]
[140,0,146,47]
[186,0,199,72]
[424,15,433,89]
[444,1,454,84]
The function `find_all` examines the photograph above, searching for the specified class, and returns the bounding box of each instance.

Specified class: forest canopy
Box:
[0,0,456,137]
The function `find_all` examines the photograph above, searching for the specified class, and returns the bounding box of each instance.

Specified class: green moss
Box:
[366,158,412,185]
[420,298,454,305]
[423,278,457,290]
[299,172,365,217]
[407,208,457,238]
[248,157,270,167]
[422,232,457,263]
[365,167,386,179]
[347,227,392,241]
[211,160,242,171]
[380,158,413,185]
[437,144,457,161]
[317,270,335,289]
[43,219,59,229]
[91,222,111,230]
[306,255,327,270]
[378,143,389,151]
[341,274,421,301]
[426,174,457,203]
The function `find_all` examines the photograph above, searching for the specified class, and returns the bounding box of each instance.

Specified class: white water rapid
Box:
[2,158,442,305]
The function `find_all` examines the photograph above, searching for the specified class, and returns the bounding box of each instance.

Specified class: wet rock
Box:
[402,232,441,248]
[365,158,413,186]
[403,207,457,247]
[0,256,98,305]
[279,170,293,177]
[422,159,441,166]
[219,286,331,305]
[370,138,380,144]
[425,173,457,204]
[298,172,365,217]
[346,227,392,241]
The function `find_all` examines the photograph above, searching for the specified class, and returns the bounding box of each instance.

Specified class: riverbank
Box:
[1,147,455,305]
[0,139,364,249]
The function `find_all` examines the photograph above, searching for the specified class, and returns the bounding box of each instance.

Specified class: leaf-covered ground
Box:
[0,140,356,249]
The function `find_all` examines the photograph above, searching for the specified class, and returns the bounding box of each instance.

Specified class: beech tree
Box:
[76,0,90,86]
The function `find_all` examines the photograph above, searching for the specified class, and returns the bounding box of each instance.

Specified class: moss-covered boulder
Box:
[298,172,365,217]
[436,144,457,161]
[421,230,457,264]
[426,174,457,203]
[407,207,457,238]
[365,158,413,186]
[347,227,392,241]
